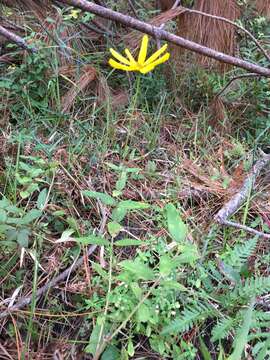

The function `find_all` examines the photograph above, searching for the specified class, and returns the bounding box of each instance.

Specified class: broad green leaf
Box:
[0,209,7,223]
[219,261,241,284]
[137,303,150,322]
[17,229,30,248]
[85,321,102,354]
[107,221,122,237]
[82,190,116,206]
[75,235,109,246]
[19,161,33,172]
[21,183,39,198]
[160,280,187,291]
[111,206,128,222]
[117,200,150,210]
[29,168,43,177]
[127,340,135,357]
[37,188,48,209]
[101,345,120,360]
[0,224,13,233]
[21,209,42,225]
[114,239,143,247]
[115,172,127,191]
[91,262,108,279]
[130,282,142,299]
[120,259,155,280]
[165,203,187,243]
[16,174,31,185]
[176,244,200,266]
[6,228,18,242]
[159,255,175,276]
[56,229,75,243]
[0,198,11,209]
[5,205,21,214]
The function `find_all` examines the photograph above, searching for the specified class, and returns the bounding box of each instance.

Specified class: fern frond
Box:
[162,302,213,335]
[252,336,270,360]
[223,237,257,271]
[211,316,235,342]
[253,310,270,321]
[239,277,270,298]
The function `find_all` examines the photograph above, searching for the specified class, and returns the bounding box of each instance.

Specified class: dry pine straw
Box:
[172,0,240,71]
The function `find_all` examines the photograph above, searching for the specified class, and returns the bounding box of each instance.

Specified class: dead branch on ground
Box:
[214,151,270,238]
[0,24,36,52]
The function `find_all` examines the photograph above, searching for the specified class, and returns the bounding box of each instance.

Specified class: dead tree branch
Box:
[0,25,36,53]
[59,0,270,76]
[214,152,270,238]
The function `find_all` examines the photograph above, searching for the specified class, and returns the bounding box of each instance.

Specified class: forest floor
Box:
[1,2,270,360]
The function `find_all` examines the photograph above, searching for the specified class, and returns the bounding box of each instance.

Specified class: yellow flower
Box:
[109,35,170,74]
[69,9,81,19]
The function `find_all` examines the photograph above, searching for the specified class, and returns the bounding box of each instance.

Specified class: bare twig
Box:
[214,151,270,238]
[0,246,97,319]
[59,0,270,76]
[0,25,37,53]
[220,220,270,239]
[216,73,261,98]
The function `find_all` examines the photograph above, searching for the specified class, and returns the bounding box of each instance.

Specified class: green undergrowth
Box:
[0,1,270,359]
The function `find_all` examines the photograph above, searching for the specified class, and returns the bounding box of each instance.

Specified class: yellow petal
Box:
[124,48,137,66]
[138,35,149,65]
[109,59,136,71]
[140,52,170,74]
[147,52,170,68]
[144,43,168,66]
[140,65,155,74]
[109,48,131,66]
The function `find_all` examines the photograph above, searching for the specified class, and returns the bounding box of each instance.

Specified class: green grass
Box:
[1,1,270,359]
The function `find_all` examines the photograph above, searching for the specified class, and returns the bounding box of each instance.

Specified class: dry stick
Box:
[216,73,261,98]
[0,25,36,53]
[59,0,270,76]
[214,152,270,238]
[0,246,97,320]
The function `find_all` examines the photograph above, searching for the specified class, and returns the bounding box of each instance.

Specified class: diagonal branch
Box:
[59,0,270,76]
[0,25,37,53]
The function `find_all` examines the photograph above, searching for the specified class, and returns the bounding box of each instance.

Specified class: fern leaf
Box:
[162,303,212,335]
[256,336,270,360]
[223,237,257,271]
[253,310,270,321]
[239,277,270,298]
[211,317,235,342]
